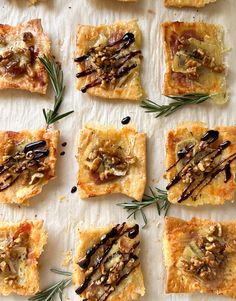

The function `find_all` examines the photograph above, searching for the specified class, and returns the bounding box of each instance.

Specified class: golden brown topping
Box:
[0,226,30,286]
[0,31,37,78]
[75,223,140,299]
[173,36,225,82]
[181,224,226,281]
[0,35,7,47]
[75,32,142,92]
[0,140,49,191]
[23,32,34,44]
[86,140,136,183]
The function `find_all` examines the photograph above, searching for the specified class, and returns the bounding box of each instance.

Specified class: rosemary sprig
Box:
[117,187,171,227]
[28,269,72,301]
[141,93,211,118]
[39,55,74,128]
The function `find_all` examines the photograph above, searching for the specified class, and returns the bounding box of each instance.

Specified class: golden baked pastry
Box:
[165,122,236,206]
[0,19,50,94]
[78,124,146,201]
[74,20,144,101]
[0,129,59,205]
[163,216,236,299]
[162,22,226,103]
[0,219,47,296]
[73,222,145,301]
[164,0,217,7]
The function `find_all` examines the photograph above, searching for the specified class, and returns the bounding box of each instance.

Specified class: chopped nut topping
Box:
[0,140,49,191]
[0,226,30,286]
[0,32,37,78]
[23,32,34,44]
[0,35,7,47]
[174,37,225,82]
[86,140,136,183]
[181,223,226,281]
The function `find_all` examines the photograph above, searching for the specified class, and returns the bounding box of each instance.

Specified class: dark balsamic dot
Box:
[60,151,65,156]
[71,186,77,193]
[128,224,139,239]
[121,116,131,125]
[201,130,219,142]
[61,142,67,147]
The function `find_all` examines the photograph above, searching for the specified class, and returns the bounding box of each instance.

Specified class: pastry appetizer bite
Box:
[164,0,217,8]
[0,129,59,204]
[163,217,236,299]
[165,122,236,206]
[0,219,47,296]
[0,19,50,94]
[73,222,145,301]
[78,124,146,200]
[74,20,144,101]
[162,22,226,103]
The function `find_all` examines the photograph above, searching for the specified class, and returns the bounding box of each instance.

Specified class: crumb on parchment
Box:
[62,250,72,268]
[59,195,68,202]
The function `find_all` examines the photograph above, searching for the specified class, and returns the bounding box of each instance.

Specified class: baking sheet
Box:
[1,0,236,300]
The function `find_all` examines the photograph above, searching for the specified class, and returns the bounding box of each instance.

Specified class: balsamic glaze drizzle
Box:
[0,140,49,191]
[166,130,236,203]
[74,32,141,93]
[75,223,140,299]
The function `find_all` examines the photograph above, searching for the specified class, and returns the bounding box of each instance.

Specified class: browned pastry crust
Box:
[165,122,236,206]
[0,219,47,296]
[73,223,145,301]
[77,124,146,201]
[75,20,144,101]
[0,129,59,205]
[0,19,50,94]
[165,0,217,8]
[163,217,236,299]
[162,22,226,101]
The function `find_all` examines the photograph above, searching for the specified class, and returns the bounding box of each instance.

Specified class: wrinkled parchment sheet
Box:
[0,0,235,300]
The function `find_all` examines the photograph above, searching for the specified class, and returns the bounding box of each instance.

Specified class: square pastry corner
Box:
[0,19,50,94]
[165,122,236,206]
[163,216,236,299]
[74,20,144,101]
[73,223,145,301]
[162,21,226,102]
[0,219,47,296]
[164,0,217,8]
[0,128,59,205]
[77,124,146,201]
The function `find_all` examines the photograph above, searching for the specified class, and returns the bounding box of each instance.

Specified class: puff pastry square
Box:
[164,0,217,8]
[0,129,59,205]
[73,222,145,301]
[74,20,144,101]
[165,122,236,206]
[164,216,236,299]
[0,219,47,296]
[78,124,146,201]
[0,19,50,94]
[162,22,226,102]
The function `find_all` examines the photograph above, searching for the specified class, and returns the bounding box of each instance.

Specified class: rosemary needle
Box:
[141,93,211,118]
[39,55,74,128]
[117,187,171,227]
[28,269,72,301]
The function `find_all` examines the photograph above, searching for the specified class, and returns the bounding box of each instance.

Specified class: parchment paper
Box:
[1,0,235,300]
